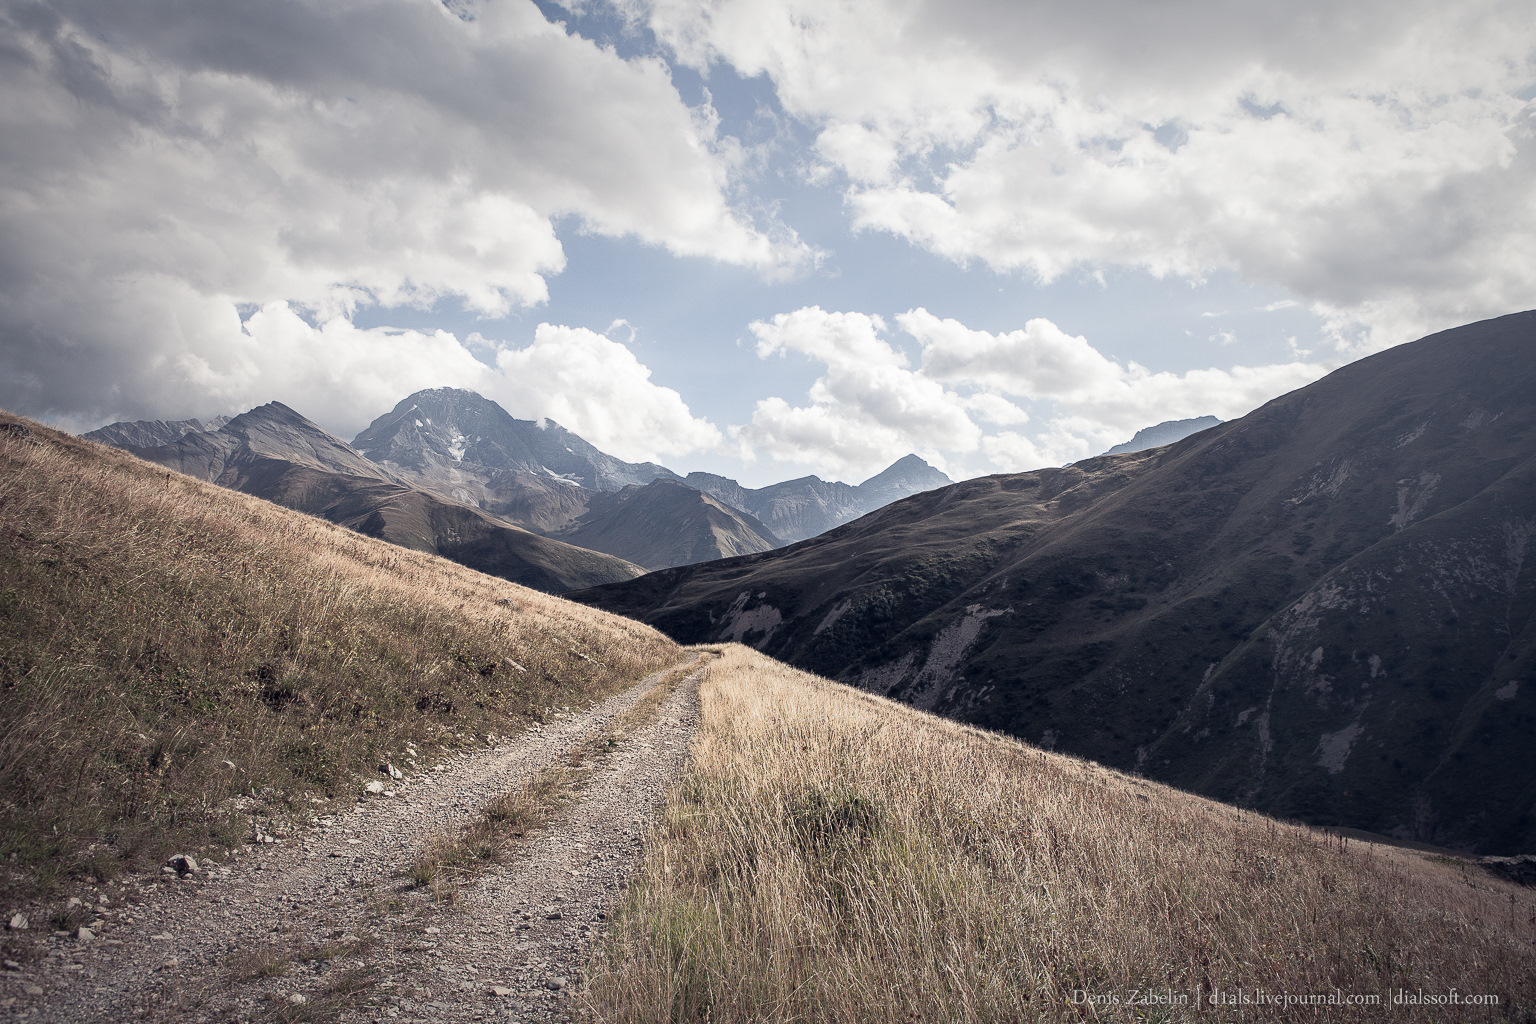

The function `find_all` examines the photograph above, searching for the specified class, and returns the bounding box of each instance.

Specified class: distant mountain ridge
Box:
[686,454,953,544]
[353,388,680,498]
[83,389,950,577]
[83,415,230,450]
[571,311,1536,855]
[119,402,398,485]
[91,403,643,593]
[350,387,952,547]
[1102,415,1221,456]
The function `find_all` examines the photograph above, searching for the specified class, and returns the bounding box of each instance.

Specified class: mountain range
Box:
[83,388,950,588]
[349,388,952,546]
[93,401,645,593]
[570,310,1536,855]
[684,454,953,544]
[82,415,231,449]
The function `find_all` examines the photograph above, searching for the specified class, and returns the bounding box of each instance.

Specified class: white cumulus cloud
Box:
[0,0,808,430]
[63,299,724,464]
[490,324,722,463]
[739,305,1331,480]
[736,307,980,478]
[630,0,1536,349]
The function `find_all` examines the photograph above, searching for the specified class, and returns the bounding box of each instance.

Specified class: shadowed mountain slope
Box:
[571,310,1536,853]
[108,403,644,593]
[557,479,779,570]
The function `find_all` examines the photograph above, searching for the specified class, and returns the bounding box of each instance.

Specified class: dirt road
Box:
[8,653,708,1022]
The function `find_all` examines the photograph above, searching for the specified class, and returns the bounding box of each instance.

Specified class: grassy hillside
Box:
[0,413,679,898]
[587,645,1536,1022]
[571,310,1536,853]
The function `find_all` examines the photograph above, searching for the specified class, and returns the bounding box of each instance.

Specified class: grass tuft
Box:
[231,945,291,981]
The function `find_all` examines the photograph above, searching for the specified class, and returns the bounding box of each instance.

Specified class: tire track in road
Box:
[375,659,706,1022]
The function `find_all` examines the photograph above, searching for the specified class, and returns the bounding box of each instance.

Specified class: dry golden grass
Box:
[0,414,680,896]
[586,645,1536,1022]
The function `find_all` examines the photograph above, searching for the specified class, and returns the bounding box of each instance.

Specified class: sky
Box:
[2,0,1533,487]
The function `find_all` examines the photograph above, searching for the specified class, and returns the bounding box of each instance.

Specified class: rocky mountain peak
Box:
[352,388,678,494]
[216,402,385,479]
[857,454,952,502]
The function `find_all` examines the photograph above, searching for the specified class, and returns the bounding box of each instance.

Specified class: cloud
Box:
[490,324,721,462]
[899,310,1125,401]
[904,307,1329,447]
[739,305,1330,479]
[6,280,720,461]
[30,293,720,462]
[632,0,1536,348]
[0,0,808,429]
[205,303,493,435]
[982,428,1090,473]
[736,307,981,479]
[963,392,1029,426]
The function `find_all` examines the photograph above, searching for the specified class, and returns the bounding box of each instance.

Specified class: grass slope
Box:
[0,413,679,899]
[588,645,1536,1022]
